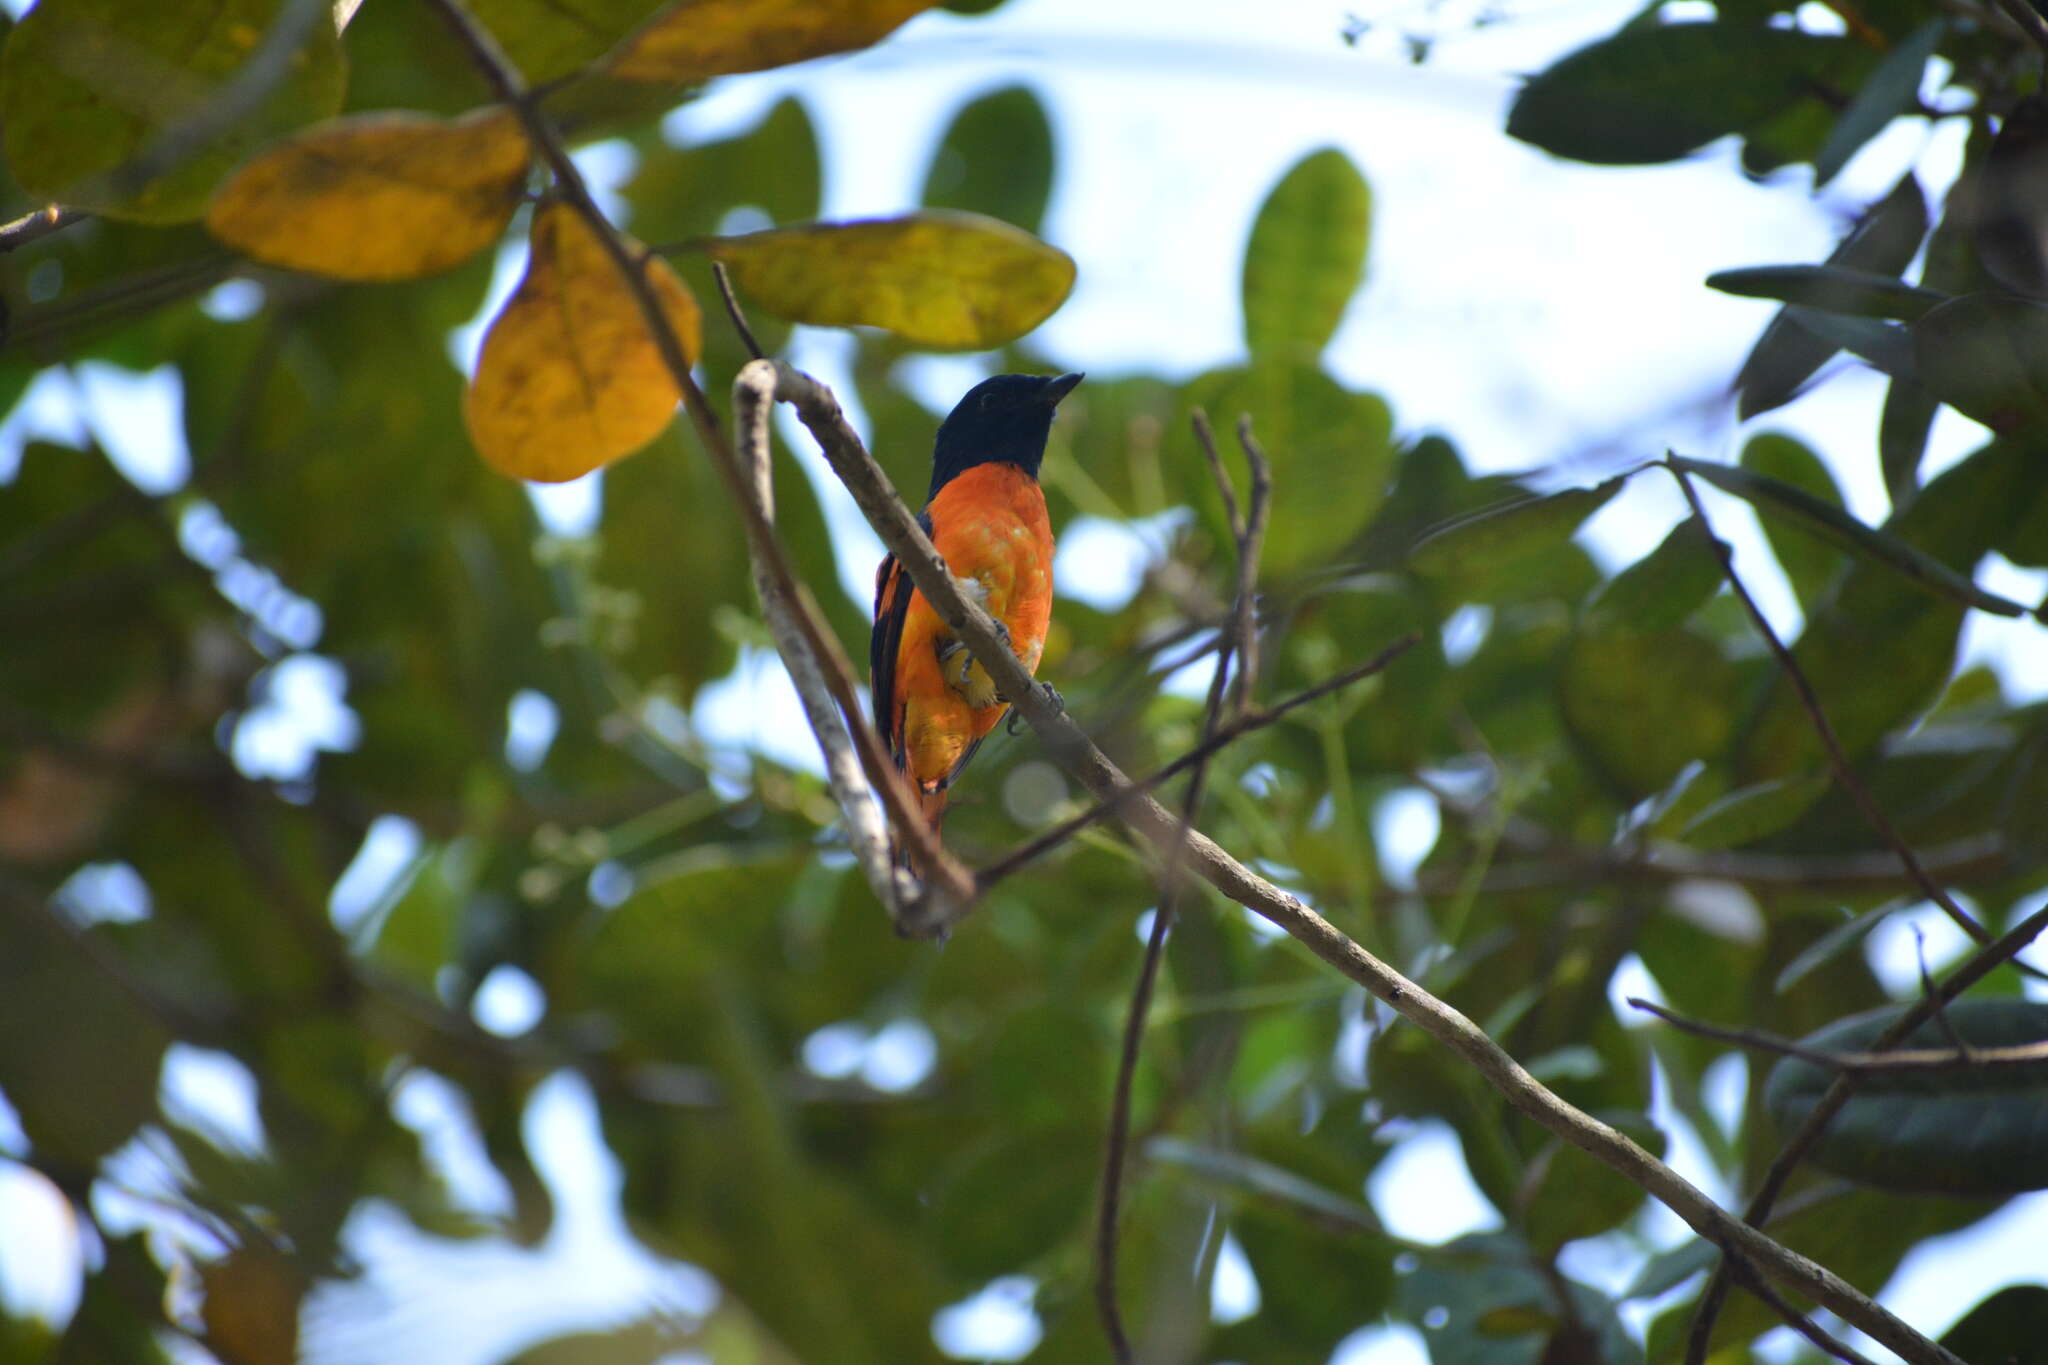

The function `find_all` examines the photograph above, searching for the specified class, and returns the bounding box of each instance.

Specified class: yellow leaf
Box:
[206,107,531,281]
[464,199,702,483]
[607,0,936,83]
[705,210,1075,349]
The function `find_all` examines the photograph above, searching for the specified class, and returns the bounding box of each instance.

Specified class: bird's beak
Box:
[1043,372,1084,405]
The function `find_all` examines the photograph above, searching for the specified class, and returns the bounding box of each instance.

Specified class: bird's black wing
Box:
[869,512,932,762]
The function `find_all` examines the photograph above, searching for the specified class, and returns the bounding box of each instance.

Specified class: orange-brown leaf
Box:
[464,199,702,483]
[607,0,935,84]
[206,107,530,281]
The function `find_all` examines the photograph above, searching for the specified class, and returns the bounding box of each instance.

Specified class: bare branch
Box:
[1723,1252,1883,1365]
[1190,409,1244,540]
[713,260,766,362]
[426,12,1972,1351]
[733,361,906,917]
[1686,898,2048,1361]
[751,363,1966,1363]
[1229,416,1272,712]
[976,636,1418,891]
[424,0,974,921]
[0,205,85,254]
[1989,0,2048,56]
[1629,996,2048,1072]
[1667,458,2030,1361]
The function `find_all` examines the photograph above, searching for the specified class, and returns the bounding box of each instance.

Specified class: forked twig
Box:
[430,8,1975,1353]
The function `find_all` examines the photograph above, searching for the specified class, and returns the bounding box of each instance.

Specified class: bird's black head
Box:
[928,372,1083,498]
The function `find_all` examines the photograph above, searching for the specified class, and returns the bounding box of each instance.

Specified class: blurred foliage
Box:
[2,0,2048,1363]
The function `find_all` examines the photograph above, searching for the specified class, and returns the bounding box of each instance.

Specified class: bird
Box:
[871,371,1083,872]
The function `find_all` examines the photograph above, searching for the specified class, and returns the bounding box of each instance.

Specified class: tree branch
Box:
[1629,995,2048,1071]
[733,360,908,918]
[427,8,1971,1351]
[0,205,84,254]
[1667,459,2034,1361]
[761,365,1962,1363]
[424,0,974,922]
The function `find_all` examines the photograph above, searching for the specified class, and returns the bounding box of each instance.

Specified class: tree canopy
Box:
[1,0,2046,1363]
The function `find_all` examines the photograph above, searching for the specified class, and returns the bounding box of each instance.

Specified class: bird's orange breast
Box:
[890,463,1054,790]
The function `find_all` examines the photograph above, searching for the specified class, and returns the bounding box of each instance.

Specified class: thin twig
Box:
[1723,1251,1883,1365]
[0,205,84,253]
[712,260,766,361]
[1229,417,1271,712]
[1628,997,2048,1072]
[1668,457,2025,1361]
[1190,409,1243,540]
[424,0,972,920]
[733,361,905,917]
[1684,899,2048,1362]
[430,11,1971,1349]
[1914,927,1974,1058]
[1096,410,1273,1358]
[975,635,1419,891]
[1990,0,2048,56]
[773,357,1962,1363]
[1665,462,1990,948]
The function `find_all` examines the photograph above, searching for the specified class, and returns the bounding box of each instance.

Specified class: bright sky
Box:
[5,0,2048,1357]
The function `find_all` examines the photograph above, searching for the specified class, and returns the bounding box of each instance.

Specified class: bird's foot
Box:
[1005,681,1063,735]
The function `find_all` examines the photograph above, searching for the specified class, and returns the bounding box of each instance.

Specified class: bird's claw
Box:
[1005,681,1063,735]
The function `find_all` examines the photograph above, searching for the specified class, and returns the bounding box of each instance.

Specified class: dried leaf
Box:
[607,0,936,83]
[465,199,702,482]
[207,107,530,280]
[704,210,1074,349]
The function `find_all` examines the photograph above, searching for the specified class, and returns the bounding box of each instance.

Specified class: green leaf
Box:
[1737,432,1848,609]
[1672,455,2030,617]
[464,0,664,85]
[0,914,167,1167]
[1560,625,1739,800]
[1518,1112,1665,1252]
[1409,478,1624,585]
[1705,265,1947,322]
[1145,1136,1380,1232]
[1942,1286,2048,1365]
[1180,363,1394,574]
[1879,375,1939,506]
[920,84,1055,234]
[1812,19,1945,188]
[1763,999,2048,1194]
[1585,515,1721,632]
[1974,95,2048,298]
[701,210,1075,348]
[1242,147,1371,364]
[0,0,347,223]
[1680,775,1831,849]
[1507,23,1866,166]
[1773,901,1900,994]
[1913,292,2048,433]
[1780,306,1915,379]
[1735,174,1927,419]
[1400,1233,1640,1365]
[930,1126,1096,1277]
